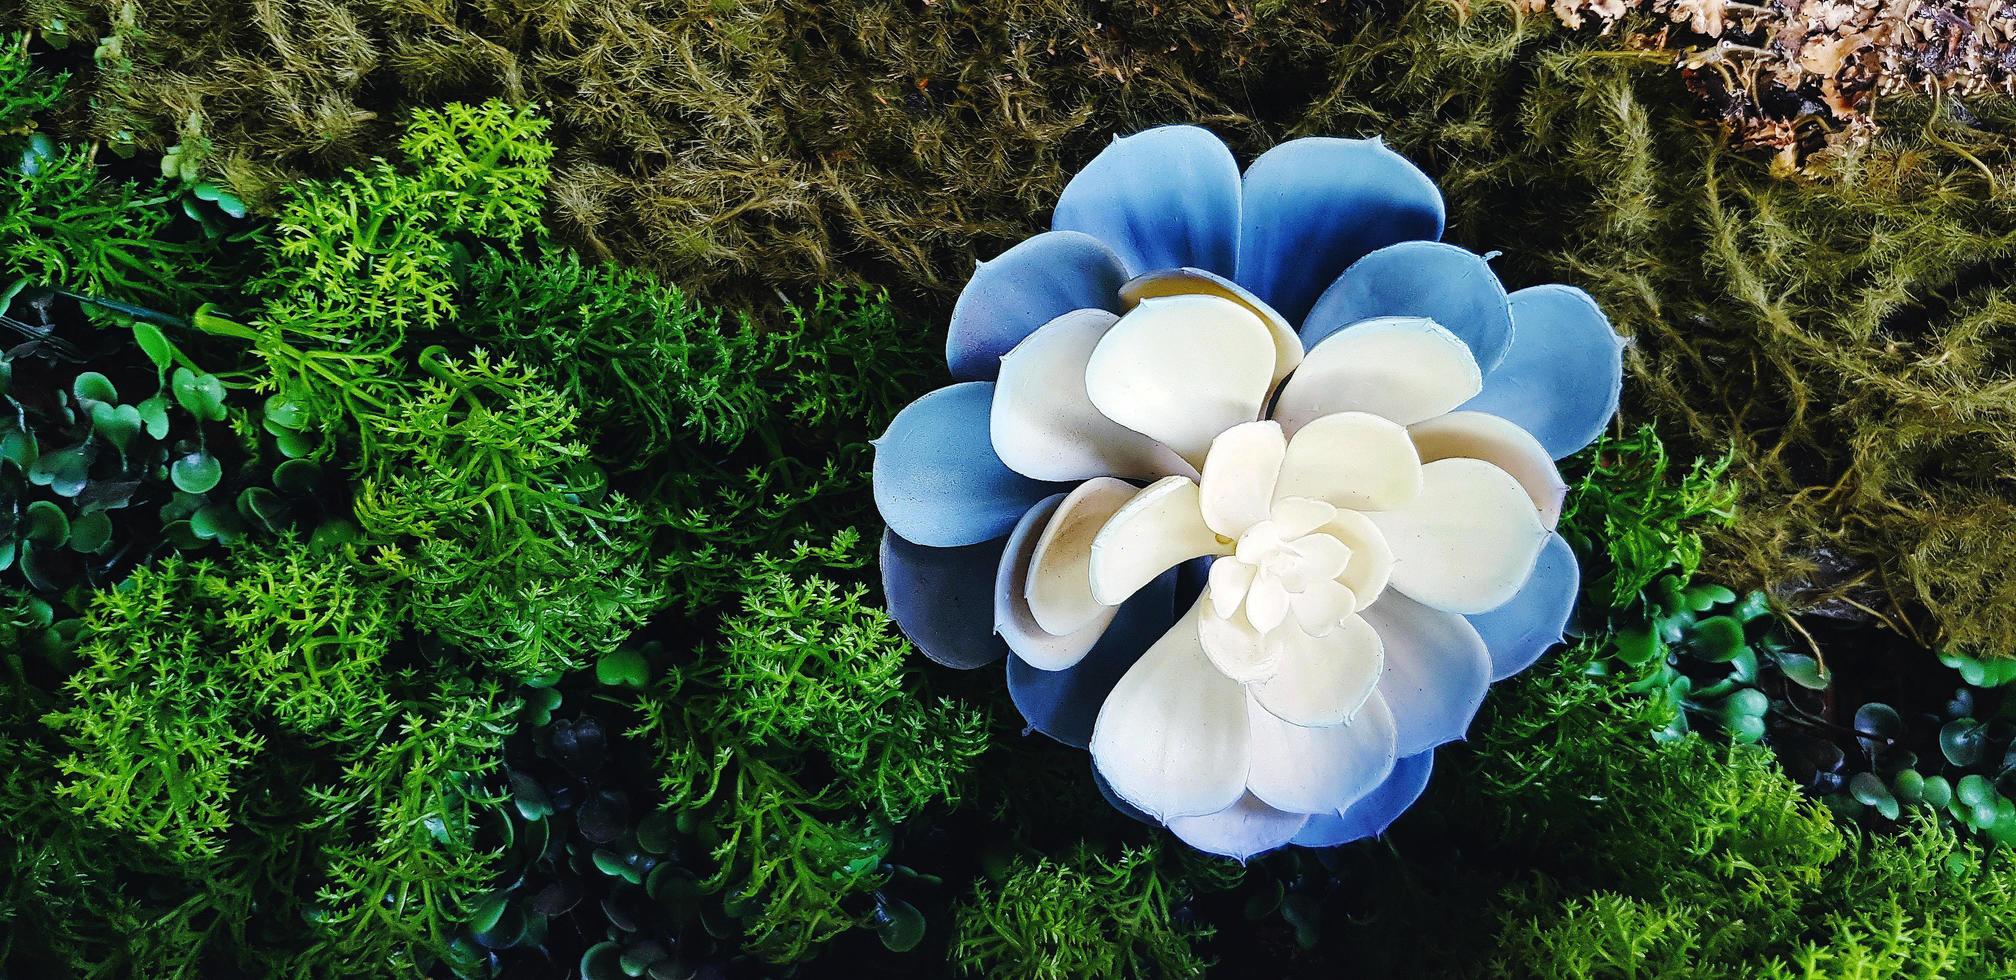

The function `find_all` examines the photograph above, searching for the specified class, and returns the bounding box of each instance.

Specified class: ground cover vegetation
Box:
[0,3,2013,977]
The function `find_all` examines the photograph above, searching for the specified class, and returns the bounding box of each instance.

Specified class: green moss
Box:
[951,843,1212,980]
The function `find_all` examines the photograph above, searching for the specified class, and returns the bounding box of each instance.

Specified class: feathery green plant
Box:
[951,844,1212,979]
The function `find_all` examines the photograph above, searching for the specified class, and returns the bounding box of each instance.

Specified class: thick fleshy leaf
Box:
[1198,607,1276,683]
[1361,592,1492,755]
[1244,576,1292,633]
[1321,509,1393,610]
[1053,126,1241,277]
[1008,570,1181,747]
[1302,242,1514,372]
[1461,284,1626,459]
[1246,691,1397,814]
[1236,137,1445,325]
[946,232,1129,380]
[1367,458,1549,614]
[1167,792,1309,862]
[1090,597,1251,820]
[1253,614,1382,727]
[1468,532,1580,681]
[1410,411,1567,526]
[1208,558,1257,619]
[1084,294,1276,467]
[1271,317,1483,435]
[1272,412,1422,512]
[1199,421,1286,538]
[1120,268,1303,390]
[881,530,1010,669]
[1291,750,1435,846]
[874,383,1068,547]
[1092,764,1156,826]
[1028,478,1139,636]
[1088,476,1232,606]
[992,309,1194,481]
[997,495,1111,670]
[1290,580,1358,636]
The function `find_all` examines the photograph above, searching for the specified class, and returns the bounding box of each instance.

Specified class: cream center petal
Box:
[1083,294,1278,469]
[1202,512,1367,660]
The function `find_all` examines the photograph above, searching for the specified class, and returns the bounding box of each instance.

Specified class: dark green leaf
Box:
[271,458,323,494]
[872,897,926,953]
[1942,720,1987,767]
[72,371,117,404]
[136,395,171,439]
[596,648,650,689]
[23,500,68,544]
[132,321,176,372]
[1689,615,1748,662]
[67,511,112,554]
[170,452,222,494]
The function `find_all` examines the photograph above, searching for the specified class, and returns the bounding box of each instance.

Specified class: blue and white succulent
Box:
[873,126,1626,859]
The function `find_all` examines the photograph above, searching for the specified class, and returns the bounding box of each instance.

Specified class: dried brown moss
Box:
[13,0,2016,650]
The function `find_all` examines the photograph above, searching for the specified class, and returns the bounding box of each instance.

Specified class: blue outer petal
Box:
[872,382,1069,547]
[1289,751,1435,847]
[1053,126,1241,278]
[1361,592,1493,756]
[881,530,1010,670]
[1008,569,1180,748]
[946,231,1129,380]
[1236,137,1445,325]
[1468,532,1581,682]
[1301,241,1514,371]
[1460,284,1626,459]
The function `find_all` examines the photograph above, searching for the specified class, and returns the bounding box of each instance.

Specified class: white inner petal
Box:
[1245,690,1398,816]
[1208,558,1258,619]
[1367,457,1550,615]
[1090,597,1252,820]
[1252,615,1385,728]
[1198,420,1287,538]
[1087,476,1232,606]
[1272,412,1424,512]
[1244,575,1292,633]
[1272,316,1484,436]
[991,308,1196,481]
[1288,579,1357,636]
[994,495,1114,671]
[1084,294,1277,468]
[1286,534,1352,586]
[1409,410,1567,528]
[1318,508,1394,611]
[1026,478,1138,636]
[1119,268,1305,395]
[1198,608,1278,683]
[1270,496,1338,539]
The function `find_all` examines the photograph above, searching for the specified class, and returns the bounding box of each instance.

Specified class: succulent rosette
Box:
[872,126,1625,859]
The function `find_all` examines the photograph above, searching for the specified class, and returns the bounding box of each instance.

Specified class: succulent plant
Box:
[440,658,742,980]
[0,285,343,613]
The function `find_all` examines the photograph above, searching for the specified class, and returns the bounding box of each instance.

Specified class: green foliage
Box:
[639,542,988,963]
[715,553,990,822]
[302,682,516,972]
[356,350,657,679]
[1561,424,1736,609]
[221,99,550,450]
[459,251,926,460]
[951,843,1211,980]
[42,556,267,861]
[0,32,61,134]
